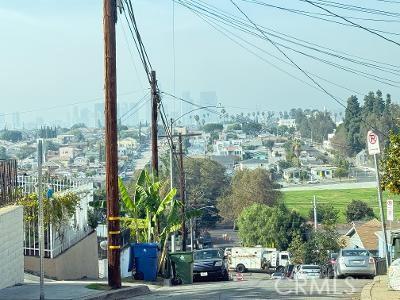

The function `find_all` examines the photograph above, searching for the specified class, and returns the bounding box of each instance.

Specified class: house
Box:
[310,166,335,180]
[323,132,336,150]
[343,219,382,256]
[209,155,237,174]
[213,140,243,159]
[59,146,75,161]
[283,167,301,182]
[237,158,270,171]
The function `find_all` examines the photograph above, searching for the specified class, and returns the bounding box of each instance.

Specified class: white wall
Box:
[0,206,24,289]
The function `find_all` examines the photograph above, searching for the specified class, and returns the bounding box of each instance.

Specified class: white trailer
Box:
[228,247,290,273]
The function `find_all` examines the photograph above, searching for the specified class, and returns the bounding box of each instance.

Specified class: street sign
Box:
[367,130,380,155]
[387,199,394,221]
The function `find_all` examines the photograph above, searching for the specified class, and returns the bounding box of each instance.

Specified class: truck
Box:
[228,247,290,273]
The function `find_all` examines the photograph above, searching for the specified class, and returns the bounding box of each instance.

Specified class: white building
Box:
[278,118,296,128]
[237,158,270,171]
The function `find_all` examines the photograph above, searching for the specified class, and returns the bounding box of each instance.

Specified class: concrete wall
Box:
[0,206,24,289]
[25,231,98,280]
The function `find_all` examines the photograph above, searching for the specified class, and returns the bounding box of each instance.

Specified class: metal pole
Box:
[313,195,317,231]
[37,140,44,300]
[151,70,159,177]
[179,133,186,251]
[190,218,193,250]
[103,0,121,289]
[170,118,176,252]
[374,154,390,269]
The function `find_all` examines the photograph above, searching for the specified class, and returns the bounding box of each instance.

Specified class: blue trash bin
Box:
[129,243,159,281]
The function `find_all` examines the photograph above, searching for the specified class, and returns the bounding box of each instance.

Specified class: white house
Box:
[310,166,335,180]
[237,158,270,171]
[278,118,296,128]
[59,146,75,161]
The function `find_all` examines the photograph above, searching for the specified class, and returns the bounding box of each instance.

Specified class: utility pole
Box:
[37,140,44,300]
[374,154,390,269]
[367,130,390,269]
[178,133,186,251]
[313,195,317,231]
[151,70,159,177]
[103,0,121,289]
[169,118,176,252]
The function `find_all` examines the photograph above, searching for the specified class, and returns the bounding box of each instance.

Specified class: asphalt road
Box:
[131,273,370,300]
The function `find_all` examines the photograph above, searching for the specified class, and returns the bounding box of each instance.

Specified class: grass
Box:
[283,188,400,223]
[85,283,112,291]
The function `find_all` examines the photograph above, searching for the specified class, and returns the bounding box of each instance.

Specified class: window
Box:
[342,250,369,257]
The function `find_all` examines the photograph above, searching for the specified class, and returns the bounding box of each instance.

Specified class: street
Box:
[132,273,370,300]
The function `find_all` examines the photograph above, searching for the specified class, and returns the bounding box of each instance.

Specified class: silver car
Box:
[334,248,376,279]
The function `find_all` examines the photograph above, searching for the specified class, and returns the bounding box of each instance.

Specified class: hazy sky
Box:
[1,0,399,126]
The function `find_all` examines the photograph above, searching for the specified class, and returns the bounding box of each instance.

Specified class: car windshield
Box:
[194,250,223,260]
[342,250,369,257]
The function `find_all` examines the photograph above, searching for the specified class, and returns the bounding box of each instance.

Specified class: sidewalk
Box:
[361,275,400,300]
[0,274,150,300]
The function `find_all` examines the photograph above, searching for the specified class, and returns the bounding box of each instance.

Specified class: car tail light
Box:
[369,257,375,264]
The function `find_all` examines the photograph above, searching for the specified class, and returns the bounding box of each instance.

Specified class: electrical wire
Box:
[229,0,388,138]
[301,0,400,46]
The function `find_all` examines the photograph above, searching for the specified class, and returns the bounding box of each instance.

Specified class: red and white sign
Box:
[367,130,380,155]
[387,199,394,221]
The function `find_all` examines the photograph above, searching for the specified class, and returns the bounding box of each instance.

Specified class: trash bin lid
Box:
[169,251,194,263]
[131,243,159,258]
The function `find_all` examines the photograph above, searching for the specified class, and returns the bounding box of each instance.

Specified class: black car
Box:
[193,249,229,281]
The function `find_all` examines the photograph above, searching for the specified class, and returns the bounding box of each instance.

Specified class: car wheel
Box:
[236,264,246,273]
[222,271,230,281]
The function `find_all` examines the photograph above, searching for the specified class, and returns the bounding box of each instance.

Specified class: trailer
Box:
[228,247,290,273]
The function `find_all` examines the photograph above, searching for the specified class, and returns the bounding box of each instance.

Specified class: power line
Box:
[179,0,400,85]
[301,0,400,47]
[230,0,388,138]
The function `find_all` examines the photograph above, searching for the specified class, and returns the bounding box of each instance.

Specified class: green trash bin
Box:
[169,251,194,284]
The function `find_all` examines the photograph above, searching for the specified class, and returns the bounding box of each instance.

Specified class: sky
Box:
[0,0,399,127]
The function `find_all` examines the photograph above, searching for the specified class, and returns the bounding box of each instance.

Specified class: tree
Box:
[16,145,35,160]
[238,203,307,249]
[381,132,400,194]
[288,232,306,264]
[203,123,223,133]
[346,200,375,222]
[304,225,342,265]
[344,95,363,155]
[0,147,8,160]
[238,204,277,247]
[217,169,281,224]
[0,129,22,142]
[264,140,275,152]
[184,158,228,228]
[70,123,86,130]
[242,121,262,136]
[334,167,348,180]
[308,202,339,226]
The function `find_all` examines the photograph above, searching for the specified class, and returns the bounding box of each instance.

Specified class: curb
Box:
[360,282,374,300]
[80,285,151,300]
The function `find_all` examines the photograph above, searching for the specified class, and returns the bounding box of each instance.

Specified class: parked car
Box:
[321,253,338,279]
[193,248,230,281]
[271,272,285,279]
[294,265,321,280]
[334,248,375,279]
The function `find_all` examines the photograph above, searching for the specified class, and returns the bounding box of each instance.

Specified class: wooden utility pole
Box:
[151,70,159,177]
[178,133,186,251]
[103,0,121,289]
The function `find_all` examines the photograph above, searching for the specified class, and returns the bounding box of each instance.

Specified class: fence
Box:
[0,159,17,207]
[19,176,93,258]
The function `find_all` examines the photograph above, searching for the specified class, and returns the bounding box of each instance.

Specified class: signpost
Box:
[367,130,390,269]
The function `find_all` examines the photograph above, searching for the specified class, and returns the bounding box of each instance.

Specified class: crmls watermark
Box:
[274,278,357,296]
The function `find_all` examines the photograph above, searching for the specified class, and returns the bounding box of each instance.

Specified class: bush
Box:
[346,200,375,222]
